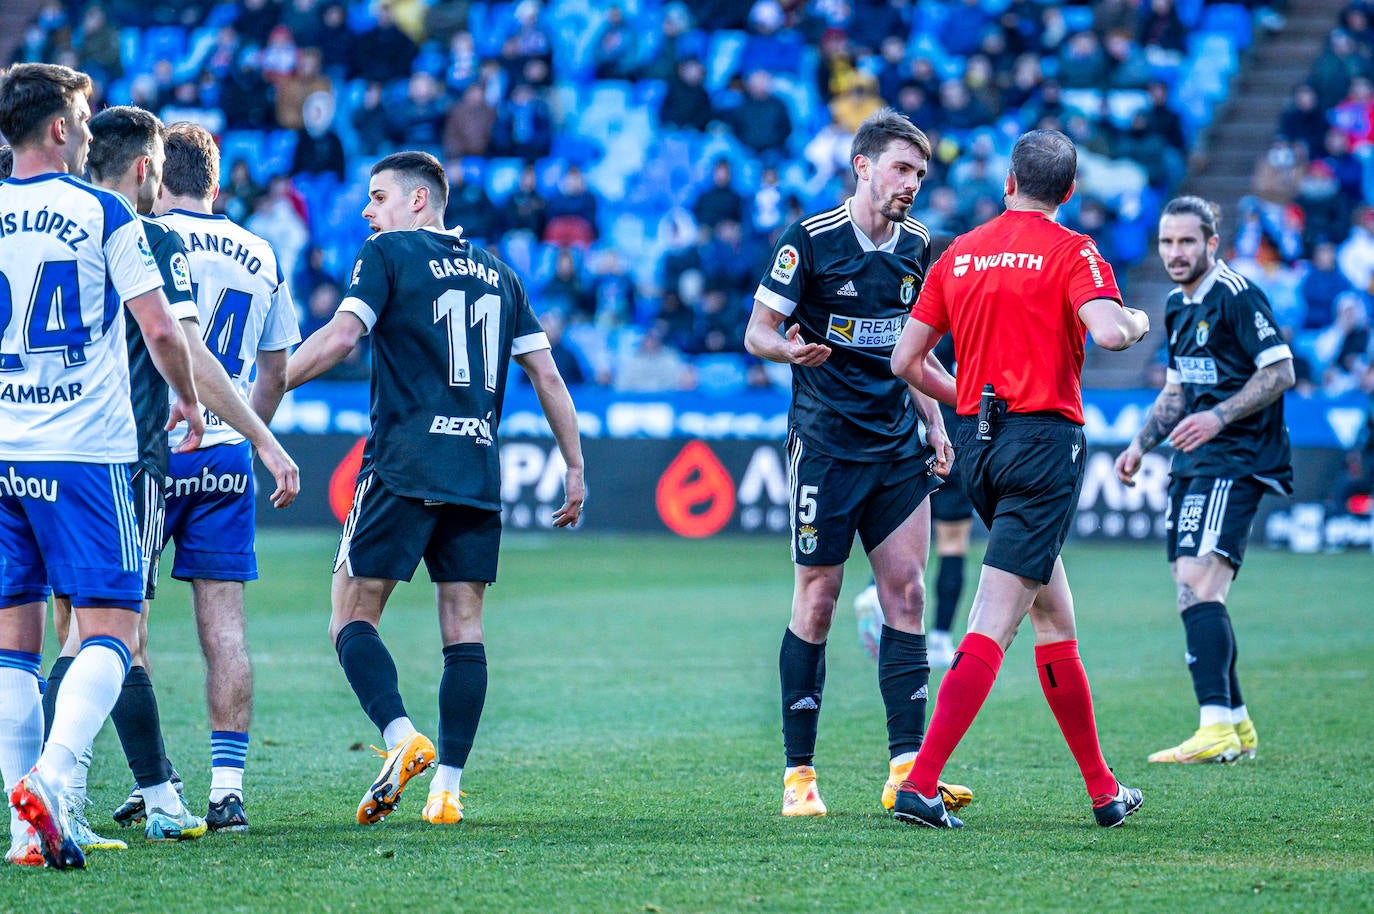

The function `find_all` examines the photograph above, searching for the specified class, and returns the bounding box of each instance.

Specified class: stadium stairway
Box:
[0,0,44,66]
[1086,1,1345,387]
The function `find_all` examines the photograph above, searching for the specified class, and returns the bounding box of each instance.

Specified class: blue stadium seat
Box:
[142,27,187,65]
[705,31,747,93]
[218,131,267,183]
[693,354,748,395]
[484,158,525,202]
[1199,4,1253,52]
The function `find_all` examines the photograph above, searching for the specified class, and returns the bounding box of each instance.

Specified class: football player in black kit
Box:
[744,109,969,818]
[1116,196,1294,765]
[287,151,584,826]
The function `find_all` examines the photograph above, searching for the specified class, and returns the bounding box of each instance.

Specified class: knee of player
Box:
[879,579,927,622]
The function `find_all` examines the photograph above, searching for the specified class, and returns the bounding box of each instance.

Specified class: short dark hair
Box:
[162,121,220,199]
[1009,129,1077,206]
[851,108,932,174]
[0,144,11,179]
[1161,195,1222,240]
[87,106,163,182]
[0,63,93,149]
[372,150,448,211]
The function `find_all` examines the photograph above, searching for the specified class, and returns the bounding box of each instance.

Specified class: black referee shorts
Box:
[334,473,501,584]
[786,429,943,566]
[956,414,1085,584]
[1165,475,1268,572]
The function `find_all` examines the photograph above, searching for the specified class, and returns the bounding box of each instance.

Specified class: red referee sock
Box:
[1035,639,1117,802]
[905,632,1003,797]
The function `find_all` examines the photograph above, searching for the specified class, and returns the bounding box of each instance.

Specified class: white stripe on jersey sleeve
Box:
[1254,344,1293,369]
[105,218,165,303]
[169,299,201,322]
[339,296,378,333]
[1165,368,1182,384]
[259,282,302,351]
[512,331,551,355]
[755,284,797,317]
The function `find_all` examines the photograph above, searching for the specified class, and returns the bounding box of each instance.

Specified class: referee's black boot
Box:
[893,784,964,828]
[1092,780,1143,827]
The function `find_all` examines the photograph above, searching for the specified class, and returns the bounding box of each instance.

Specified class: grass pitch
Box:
[4,531,1372,912]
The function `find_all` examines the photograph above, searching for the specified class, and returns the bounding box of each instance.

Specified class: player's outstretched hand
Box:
[168,398,204,453]
[552,465,586,528]
[1168,409,1224,453]
[258,439,301,508]
[1114,446,1142,486]
[926,422,954,477]
[784,324,832,367]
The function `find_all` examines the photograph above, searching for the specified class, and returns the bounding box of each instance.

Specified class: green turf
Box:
[5,532,1373,912]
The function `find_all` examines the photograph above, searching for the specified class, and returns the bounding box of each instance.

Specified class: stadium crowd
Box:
[14,0,1258,393]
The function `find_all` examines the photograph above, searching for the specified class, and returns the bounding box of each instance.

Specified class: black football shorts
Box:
[956,414,1085,584]
[1165,475,1267,572]
[334,473,501,583]
[131,461,167,601]
[929,460,974,523]
[786,428,942,566]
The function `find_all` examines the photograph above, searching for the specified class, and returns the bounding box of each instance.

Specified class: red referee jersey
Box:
[912,209,1122,424]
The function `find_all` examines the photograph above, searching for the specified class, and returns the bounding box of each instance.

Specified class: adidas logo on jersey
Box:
[789,697,819,711]
[837,280,858,297]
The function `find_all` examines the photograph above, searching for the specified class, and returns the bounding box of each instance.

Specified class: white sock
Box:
[889,751,916,768]
[430,764,462,795]
[42,640,129,791]
[1199,705,1231,728]
[1231,704,1249,724]
[0,666,44,797]
[142,780,181,814]
[382,717,416,751]
[210,766,244,803]
[66,744,93,795]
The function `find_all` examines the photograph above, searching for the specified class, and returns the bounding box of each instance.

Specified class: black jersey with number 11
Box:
[340,226,548,509]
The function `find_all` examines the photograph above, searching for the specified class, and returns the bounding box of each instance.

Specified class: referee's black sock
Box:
[1181,601,1233,709]
[335,620,408,733]
[41,655,74,742]
[877,625,929,757]
[110,666,174,788]
[934,555,965,634]
[779,628,825,767]
[438,643,487,768]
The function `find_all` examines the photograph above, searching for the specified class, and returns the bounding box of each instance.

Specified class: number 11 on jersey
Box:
[434,289,500,391]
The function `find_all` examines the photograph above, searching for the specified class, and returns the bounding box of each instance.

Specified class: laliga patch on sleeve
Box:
[170,253,192,292]
[771,245,800,285]
[137,233,157,269]
[351,259,363,287]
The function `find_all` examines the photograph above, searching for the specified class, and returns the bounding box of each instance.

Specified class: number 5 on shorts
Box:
[797,485,819,524]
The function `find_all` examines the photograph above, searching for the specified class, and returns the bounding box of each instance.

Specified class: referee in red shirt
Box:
[889,129,1151,828]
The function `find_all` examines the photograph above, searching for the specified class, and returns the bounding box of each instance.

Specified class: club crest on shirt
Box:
[1195,320,1210,347]
[771,245,799,284]
[797,524,818,555]
[900,274,916,305]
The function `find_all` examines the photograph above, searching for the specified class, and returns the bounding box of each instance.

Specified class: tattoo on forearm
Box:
[1213,362,1291,425]
[1136,388,1186,452]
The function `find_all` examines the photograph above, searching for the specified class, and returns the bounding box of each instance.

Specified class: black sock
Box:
[934,555,965,633]
[1182,601,1233,709]
[335,620,408,733]
[438,643,487,768]
[878,625,929,757]
[41,655,73,741]
[779,628,825,767]
[1224,612,1244,710]
[110,666,173,788]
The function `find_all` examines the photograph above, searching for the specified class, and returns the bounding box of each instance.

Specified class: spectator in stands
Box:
[1104,29,1152,89]
[939,0,992,57]
[1310,29,1372,109]
[591,6,642,81]
[503,162,549,239]
[1315,292,1371,394]
[1320,126,1364,206]
[694,159,745,230]
[816,27,857,104]
[295,245,335,310]
[1140,80,1186,152]
[1094,0,1139,36]
[1137,0,1187,54]
[1301,240,1355,329]
[317,3,353,74]
[499,0,553,83]
[533,310,588,387]
[261,25,301,86]
[290,90,346,181]
[216,159,265,223]
[690,287,746,355]
[751,165,787,236]
[1232,232,1306,329]
[353,6,416,83]
[700,218,762,301]
[589,250,637,326]
[221,52,274,130]
[444,29,480,92]
[276,47,332,130]
[493,81,553,160]
[543,248,595,321]
[1339,205,1374,294]
[236,0,279,46]
[1331,75,1374,148]
[350,81,392,157]
[1023,78,1069,129]
[937,78,992,131]
[1058,30,1110,89]
[161,79,226,134]
[874,35,910,107]
[659,57,715,132]
[963,55,1004,117]
[614,324,693,393]
[921,186,969,237]
[644,3,707,82]
[1280,83,1334,157]
[1114,111,1176,189]
[661,218,705,298]
[742,0,804,75]
[1297,160,1352,254]
[726,70,793,159]
[1252,135,1307,207]
[74,5,122,82]
[654,290,697,353]
[830,70,885,134]
[443,82,496,160]
[302,280,371,380]
[388,72,448,151]
[445,164,498,243]
[896,82,940,133]
[544,165,599,245]
[281,0,325,49]
[247,176,311,284]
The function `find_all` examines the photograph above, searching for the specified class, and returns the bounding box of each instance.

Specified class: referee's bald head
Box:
[1009,129,1077,207]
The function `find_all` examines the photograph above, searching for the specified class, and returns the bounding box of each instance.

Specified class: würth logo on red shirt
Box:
[1079,246,1105,287]
[952,252,1045,277]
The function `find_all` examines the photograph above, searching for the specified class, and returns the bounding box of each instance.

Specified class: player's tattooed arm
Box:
[1212,359,1296,426]
[1134,382,1187,453]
